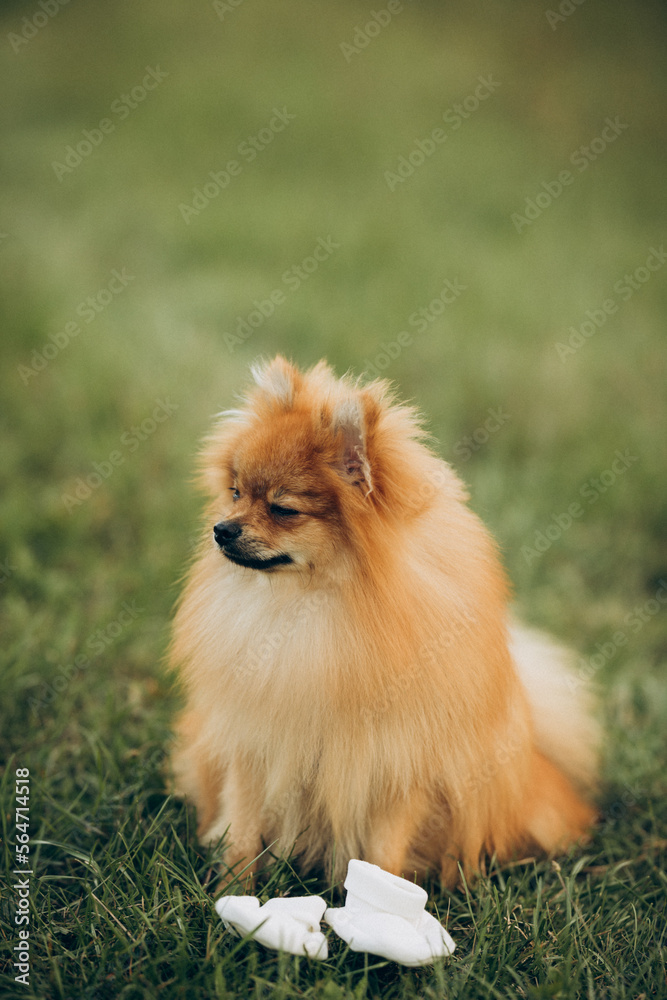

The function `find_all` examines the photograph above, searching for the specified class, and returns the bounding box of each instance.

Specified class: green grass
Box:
[1,0,666,996]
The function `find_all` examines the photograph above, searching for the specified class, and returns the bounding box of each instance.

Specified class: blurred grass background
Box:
[1,0,666,997]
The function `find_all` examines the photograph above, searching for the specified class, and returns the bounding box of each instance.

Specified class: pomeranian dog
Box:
[169,356,598,886]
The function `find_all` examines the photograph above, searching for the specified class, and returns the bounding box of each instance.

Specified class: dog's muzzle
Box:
[213,521,293,571]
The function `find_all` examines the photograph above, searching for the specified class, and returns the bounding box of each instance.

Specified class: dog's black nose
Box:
[213,521,243,546]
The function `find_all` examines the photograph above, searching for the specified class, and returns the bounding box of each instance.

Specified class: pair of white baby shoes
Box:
[215,859,456,967]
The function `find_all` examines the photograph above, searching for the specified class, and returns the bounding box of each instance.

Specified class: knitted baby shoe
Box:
[324,860,455,966]
[215,894,328,960]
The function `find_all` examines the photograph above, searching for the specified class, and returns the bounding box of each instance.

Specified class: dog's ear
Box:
[250,355,300,409]
[330,397,373,497]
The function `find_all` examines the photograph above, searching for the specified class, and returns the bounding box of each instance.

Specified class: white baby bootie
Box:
[324,860,456,966]
[215,894,328,960]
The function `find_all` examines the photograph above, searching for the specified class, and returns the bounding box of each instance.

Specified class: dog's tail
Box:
[509,622,600,793]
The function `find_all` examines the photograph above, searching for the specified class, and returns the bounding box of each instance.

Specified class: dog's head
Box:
[200,356,447,576]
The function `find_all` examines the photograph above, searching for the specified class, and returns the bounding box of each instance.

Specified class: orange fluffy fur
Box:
[169,356,598,886]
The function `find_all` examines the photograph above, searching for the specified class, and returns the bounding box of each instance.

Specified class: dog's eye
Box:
[270,504,300,518]
[229,488,240,501]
